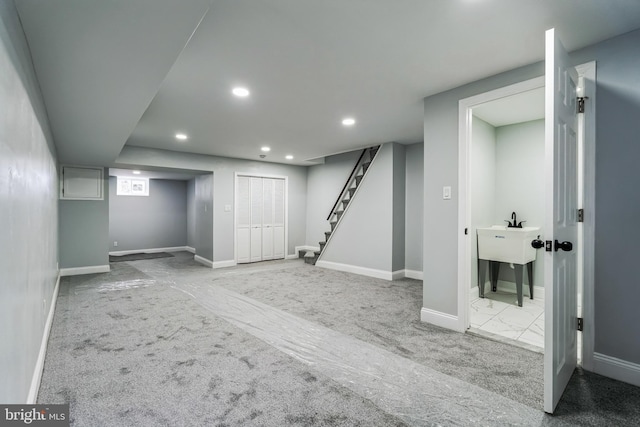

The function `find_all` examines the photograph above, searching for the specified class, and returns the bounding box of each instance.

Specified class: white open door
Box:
[544,28,579,414]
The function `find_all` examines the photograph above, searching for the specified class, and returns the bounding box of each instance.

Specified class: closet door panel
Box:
[236,176,251,263]
[273,179,285,258]
[262,179,274,260]
[250,177,263,262]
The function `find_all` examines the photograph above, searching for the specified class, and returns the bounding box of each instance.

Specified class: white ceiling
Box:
[16,1,640,166]
[473,87,545,128]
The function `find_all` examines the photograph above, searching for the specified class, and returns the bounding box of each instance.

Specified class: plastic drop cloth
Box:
[97,279,156,292]
[168,279,544,426]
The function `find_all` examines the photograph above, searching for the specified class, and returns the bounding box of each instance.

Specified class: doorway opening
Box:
[457,62,595,366]
[466,85,547,351]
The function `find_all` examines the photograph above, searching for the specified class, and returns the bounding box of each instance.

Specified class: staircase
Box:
[302,145,381,265]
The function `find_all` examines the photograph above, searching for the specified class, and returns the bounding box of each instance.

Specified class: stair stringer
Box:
[317,143,394,275]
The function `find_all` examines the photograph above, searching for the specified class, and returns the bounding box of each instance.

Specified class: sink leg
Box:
[478,260,487,298]
[490,261,500,292]
[527,261,534,299]
[514,264,524,307]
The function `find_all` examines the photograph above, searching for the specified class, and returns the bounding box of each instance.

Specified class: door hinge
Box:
[577,96,589,113]
[577,208,584,223]
[577,317,584,331]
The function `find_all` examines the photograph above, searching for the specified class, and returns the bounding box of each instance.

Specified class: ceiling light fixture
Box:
[175,133,188,140]
[132,170,141,175]
[232,87,250,97]
[261,146,271,152]
[285,155,294,160]
[342,117,356,126]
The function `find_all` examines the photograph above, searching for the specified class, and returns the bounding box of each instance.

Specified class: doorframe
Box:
[575,61,596,371]
[456,62,596,364]
[233,172,289,264]
[457,76,545,332]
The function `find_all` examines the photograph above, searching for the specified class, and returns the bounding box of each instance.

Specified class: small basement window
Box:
[116,177,149,196]
[60,165,104,200]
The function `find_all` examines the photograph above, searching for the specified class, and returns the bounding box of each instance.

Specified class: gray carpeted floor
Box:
[38,252,640,426]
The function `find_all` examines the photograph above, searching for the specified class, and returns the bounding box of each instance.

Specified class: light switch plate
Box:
[443,186,452,200]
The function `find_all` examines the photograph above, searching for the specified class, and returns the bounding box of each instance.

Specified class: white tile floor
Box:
[469,290,544,351]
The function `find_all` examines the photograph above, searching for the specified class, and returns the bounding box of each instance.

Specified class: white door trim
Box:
[574,61,596,371]
[234,172,289,263]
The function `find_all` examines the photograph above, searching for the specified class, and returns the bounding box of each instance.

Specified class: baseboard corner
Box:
[420,307,463,332]
[194,255,214,268]
[404,269,424,280]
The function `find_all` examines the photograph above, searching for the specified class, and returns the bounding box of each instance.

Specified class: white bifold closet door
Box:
[236,176,285,264]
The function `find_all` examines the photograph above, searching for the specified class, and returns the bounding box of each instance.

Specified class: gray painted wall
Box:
[424,28,640,365]
[187,178,196,249]
[494,120,545,288]
[194,174,214,261]
[321,143,394,271]
[470,118,545,290]
[470,117,496,289]
[392,143,406,272]
[571,29,640,364]
[109,178,188,252]
[405,143,424,273]
[0,1,58,402]
[305,150,361,247]
[116,147,307,262]
[423,62,545,316]
[59,171,109,269]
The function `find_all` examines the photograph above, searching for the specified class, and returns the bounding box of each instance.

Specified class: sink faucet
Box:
[506,211,525,228]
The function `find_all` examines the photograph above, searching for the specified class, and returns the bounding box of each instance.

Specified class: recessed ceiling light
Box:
[261,146,271,152]
[132,170,141,175]
[175,133,188,140]
[342,117,356,126]
[285,155,293,160]
[232,87,250,97]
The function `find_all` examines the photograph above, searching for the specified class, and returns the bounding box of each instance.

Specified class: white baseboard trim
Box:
[404,269,423,280]
[420,307,463,332]
[194,255,213,268]
[285,254,299,260]
[27,272,61,404]
[109,246,190,256]
[315,260,394,281]
[60,265,110,276]
[593,353,640,388]
[212,259,237,269]
[391,269,407,280]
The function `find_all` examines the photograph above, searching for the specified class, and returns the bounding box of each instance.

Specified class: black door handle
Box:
[531,239,544,249]
[554,240,573,252]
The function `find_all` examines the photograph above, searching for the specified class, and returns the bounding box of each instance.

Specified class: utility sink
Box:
[477,226,540,264]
